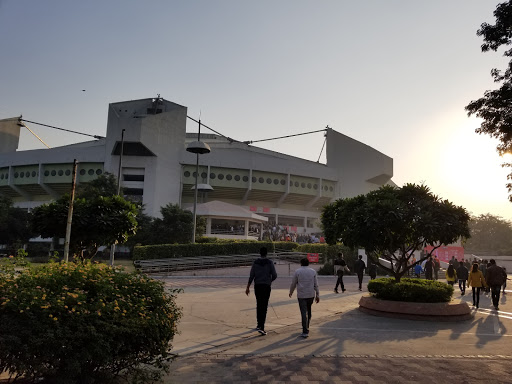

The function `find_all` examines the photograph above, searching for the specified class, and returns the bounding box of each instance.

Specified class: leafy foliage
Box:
[31,195,138,259]
[75,172,119,200]
[465,1,512,199]
[0,261,182,383]
[367,277,453,303]
[464,213,512,254]
[321,184,471,281]
[0,196,35,246]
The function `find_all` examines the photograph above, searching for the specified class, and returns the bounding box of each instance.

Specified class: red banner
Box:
[249,206,257,211]
[307,253,319,263]
[263,207,270,213]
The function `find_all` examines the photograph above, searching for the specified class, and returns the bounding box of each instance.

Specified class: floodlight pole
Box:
[63,159,78,262]
[192,121,201,244]
[110,129,125,266]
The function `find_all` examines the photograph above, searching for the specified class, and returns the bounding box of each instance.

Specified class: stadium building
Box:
[0,97,395,240]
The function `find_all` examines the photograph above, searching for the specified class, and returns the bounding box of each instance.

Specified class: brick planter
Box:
[358,295,473,322]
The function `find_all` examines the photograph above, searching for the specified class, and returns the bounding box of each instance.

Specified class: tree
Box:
[465,1,512,200]
[321,184,471,282]
[75,172,119,199]
[150,204,195,244]
[0,196,35,247]
[31,195,138,259]
[464,213,512,254]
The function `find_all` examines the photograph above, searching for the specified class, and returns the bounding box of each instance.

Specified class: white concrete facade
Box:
[0,97,395,234]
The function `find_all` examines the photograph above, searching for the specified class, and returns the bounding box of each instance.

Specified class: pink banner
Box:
[424,246,465,263]
[307,253,319,263]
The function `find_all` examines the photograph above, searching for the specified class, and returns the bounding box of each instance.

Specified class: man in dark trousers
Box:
[354,255,366,291]
[334,252,347,293]
[246,247,277,335]
[424,256,434,280]
[456,261,469,295]
[289,258,320,338]
[485,259,507,311]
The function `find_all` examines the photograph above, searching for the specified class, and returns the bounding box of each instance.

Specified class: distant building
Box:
[0,97,395,237]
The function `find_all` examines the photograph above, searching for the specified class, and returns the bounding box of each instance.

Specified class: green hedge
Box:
[367,277,453,303]
[133,241,298,260]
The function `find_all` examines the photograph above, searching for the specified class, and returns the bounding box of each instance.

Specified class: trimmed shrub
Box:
[367,277,453,303]
[0,261,182,383]
[133,241,298,260]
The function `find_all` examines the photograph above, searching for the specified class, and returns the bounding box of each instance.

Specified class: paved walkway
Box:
[161,264,512,383]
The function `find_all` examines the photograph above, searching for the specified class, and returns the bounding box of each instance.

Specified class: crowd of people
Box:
[412,255,508,310]
[261,223,325,243]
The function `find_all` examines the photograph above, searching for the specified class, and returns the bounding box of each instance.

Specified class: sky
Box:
[1,0,511,220]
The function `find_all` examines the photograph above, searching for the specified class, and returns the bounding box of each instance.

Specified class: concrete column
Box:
[244,219,249,238]
[206,217,212,235]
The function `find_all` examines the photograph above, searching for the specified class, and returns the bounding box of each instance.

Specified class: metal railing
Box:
[133,251,314,274]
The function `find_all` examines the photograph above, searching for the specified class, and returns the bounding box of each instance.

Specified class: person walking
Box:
[503,267,508,294]
[414,263,423,278]
[485,259,507,311]
[245,247,277,335]
[424,257,434,280]
[456,262,469,295]
[334,253,348,293]
[445,264,457,286]
[368,262,377,280]
[289,258,320,338]
[354,255,366,291]
[468,262,486,309]
[433,256,441,280]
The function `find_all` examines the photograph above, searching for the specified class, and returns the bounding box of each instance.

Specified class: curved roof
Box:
[186,200,268,222]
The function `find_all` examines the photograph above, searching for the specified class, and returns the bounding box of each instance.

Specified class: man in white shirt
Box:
[289,258,320,338]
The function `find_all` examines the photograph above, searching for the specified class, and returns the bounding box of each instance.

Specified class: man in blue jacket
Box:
[246,247,277,335]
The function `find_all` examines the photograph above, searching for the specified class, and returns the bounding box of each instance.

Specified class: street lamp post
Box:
[186,119,211,243]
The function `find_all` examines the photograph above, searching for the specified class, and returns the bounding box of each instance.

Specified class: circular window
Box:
[58,170,64,176]
[201,172,207,179]
[252,176,256,183]
[313,184,318,190]
[14,172,19,178]
[51,170,57,176]
[280,179,286,185]
[31,171,37,177]
[307,183,312,189]
[44,170,50,176]
[96,169,102,175]
[273,179,279,185]
[79,169,85,176]
[243,176,248,182]
[330,186,334,192]
[258,177,264,183]
[290,180,293,186]
[88,169,94,175]
[192,172,197,178]
[184,171,190,177]
[266,178,272,184]
[324,186,328,191]
[0,174,3,180]
[218,174,224,180]
[301,182,306,188]
[65,170,71,176]
[210,173,216,179]
[226,174,232,180]
[25,172,30,177]
[234,175,240,181]
[20,172,25,178]
[294,181,299,187]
